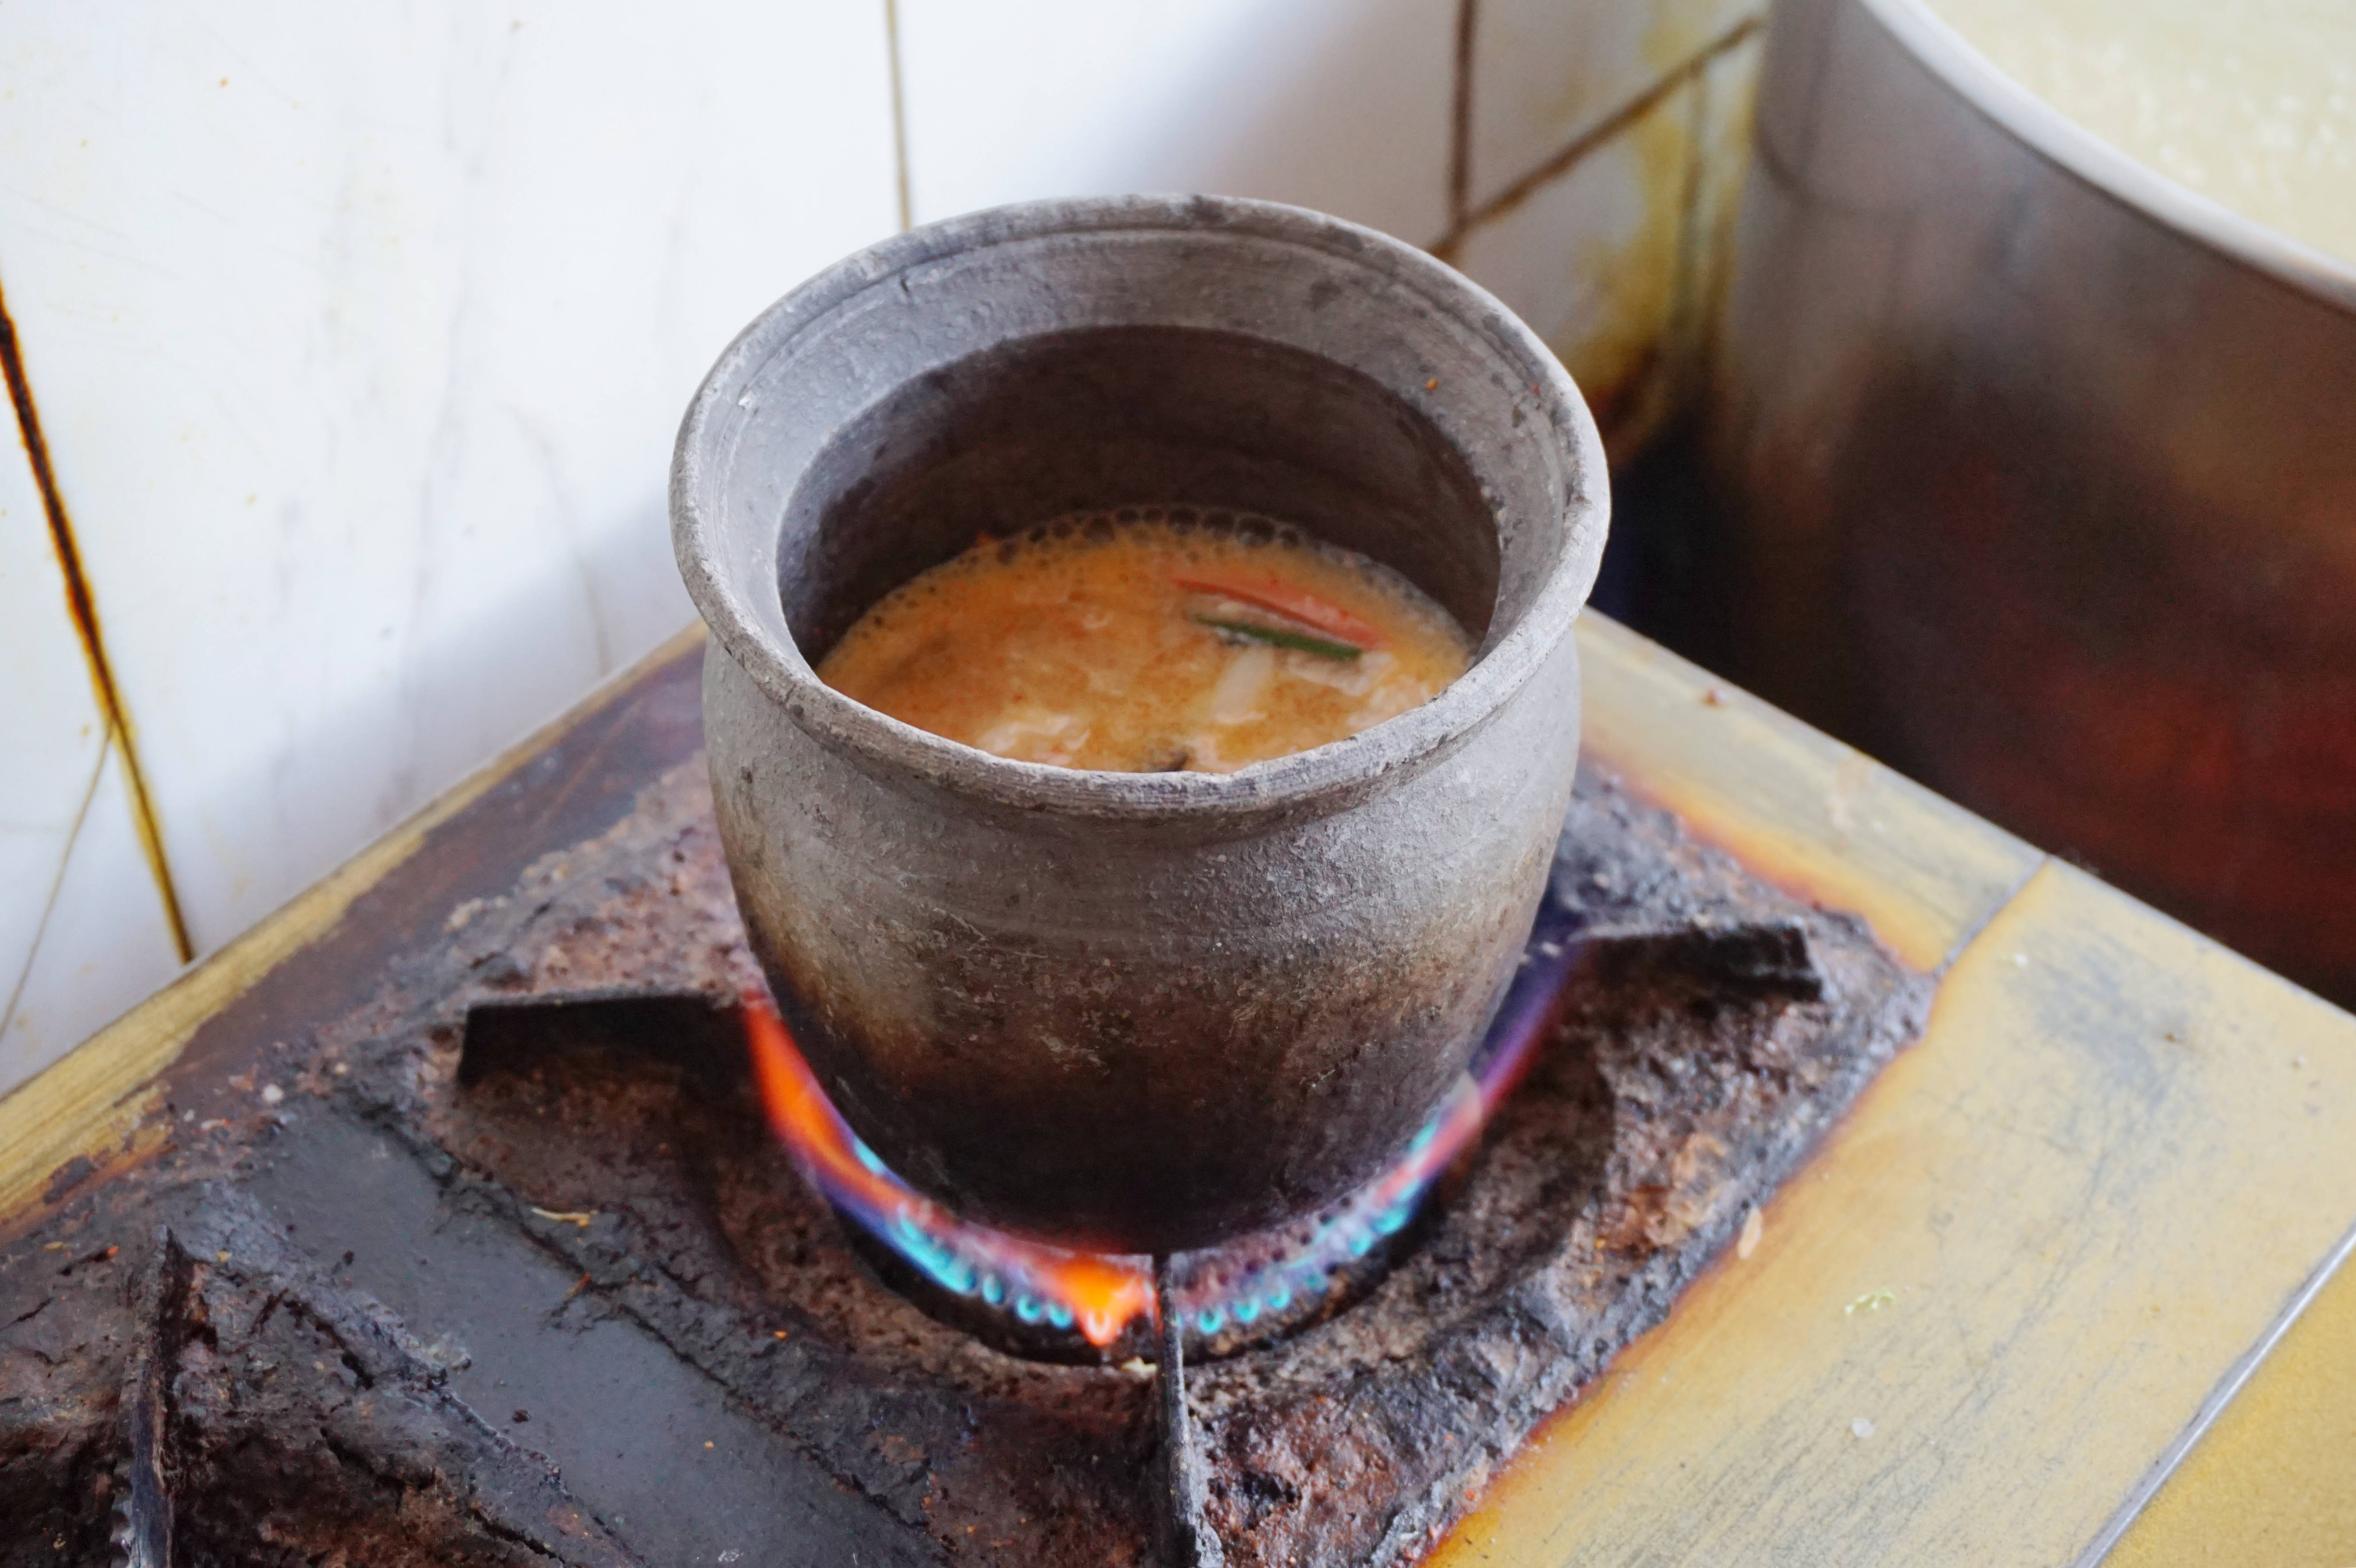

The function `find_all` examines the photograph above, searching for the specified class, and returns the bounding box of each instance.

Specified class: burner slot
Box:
[457,991,745,1089]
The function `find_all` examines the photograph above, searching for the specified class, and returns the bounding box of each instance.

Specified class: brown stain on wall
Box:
[1689,36,1764,374]
[1449,0,1481,231]
[1575,83,1698,452]
[1432,16,1758,256]
[1433,16,1762,455]
[0,277,195,964]
[882,0,913,231]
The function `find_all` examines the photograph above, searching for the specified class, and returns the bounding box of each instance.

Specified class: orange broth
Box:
[816,512,1474,773]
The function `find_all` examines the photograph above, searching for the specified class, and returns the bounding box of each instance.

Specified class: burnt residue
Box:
[0,659,1925,1565]
[1196,800,1915,1565]
[156,1191,648,1568]
[0,277,194,964]
[0,1261,125,1560]
[112,1229,189,1568]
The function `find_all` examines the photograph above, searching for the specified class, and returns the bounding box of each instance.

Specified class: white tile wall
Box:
[0,416,181,1087]
[1467,0,1760,214]
[896,0,1457,245]
[0,0,1768,1093]
[0,0,901,960]
[1,742,183,1086]
[1454,79,1700,456]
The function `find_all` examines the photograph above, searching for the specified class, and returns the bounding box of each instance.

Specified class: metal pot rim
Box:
[1861,0,2356,315]
[673,194,1607,824]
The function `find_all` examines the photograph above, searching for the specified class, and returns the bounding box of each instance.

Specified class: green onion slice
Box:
[1192,615,1363,661]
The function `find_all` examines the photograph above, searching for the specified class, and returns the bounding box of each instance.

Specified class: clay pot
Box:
[674,195,1606,1253]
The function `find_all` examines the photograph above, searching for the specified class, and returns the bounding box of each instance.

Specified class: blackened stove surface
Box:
[0,644,1927,1568]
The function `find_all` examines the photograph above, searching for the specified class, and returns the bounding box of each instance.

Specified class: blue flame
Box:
[798,883,1588,1345]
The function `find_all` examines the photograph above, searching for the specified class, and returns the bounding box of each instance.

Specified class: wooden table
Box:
[5,615,2351,1565]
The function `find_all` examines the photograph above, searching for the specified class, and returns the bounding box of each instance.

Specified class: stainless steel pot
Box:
[673,196,1608,1253]
[1710,0,2356,1002]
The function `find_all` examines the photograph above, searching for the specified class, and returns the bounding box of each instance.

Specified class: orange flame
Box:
[741,891,1586,1351]
[742,994,1153,1346]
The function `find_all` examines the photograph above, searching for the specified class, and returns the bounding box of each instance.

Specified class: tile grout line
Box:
[883,0,914,232]
[1447,0,1479,235]
[1660,56,1718,420]
[0,277,195,965]
[0,735,112,1047]
[1432,14,1764,261]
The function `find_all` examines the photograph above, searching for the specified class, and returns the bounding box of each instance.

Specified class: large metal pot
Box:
[673,196,1607,1254]
[1710,0,2356,1004]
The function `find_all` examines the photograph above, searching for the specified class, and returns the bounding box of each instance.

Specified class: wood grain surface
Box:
[1435,621,2356,1568]
[2104,1189,2356,1567]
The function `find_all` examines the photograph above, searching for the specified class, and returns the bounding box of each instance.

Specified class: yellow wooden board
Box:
[2105,1201,2356,1567]
[1561,613,2356,1568]
[1433,858,2356,1568]
[1576,614,2042,974]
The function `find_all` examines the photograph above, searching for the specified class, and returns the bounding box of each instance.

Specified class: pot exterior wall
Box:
[1710,0,2356,1003]
[707,633,1582,1253]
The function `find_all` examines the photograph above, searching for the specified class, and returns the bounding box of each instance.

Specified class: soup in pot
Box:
[817,509,1475,774]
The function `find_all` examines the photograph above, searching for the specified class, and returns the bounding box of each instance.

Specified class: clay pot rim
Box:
[674,194,1606,824]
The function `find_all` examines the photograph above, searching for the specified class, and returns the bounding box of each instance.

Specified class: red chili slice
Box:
[1170,574,1383,650]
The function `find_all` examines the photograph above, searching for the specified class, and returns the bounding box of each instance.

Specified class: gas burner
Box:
[3,656,1932,1568]
[748,891,1588,1365]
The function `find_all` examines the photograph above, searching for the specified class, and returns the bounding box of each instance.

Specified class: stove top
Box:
[0,638,1929,1567]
